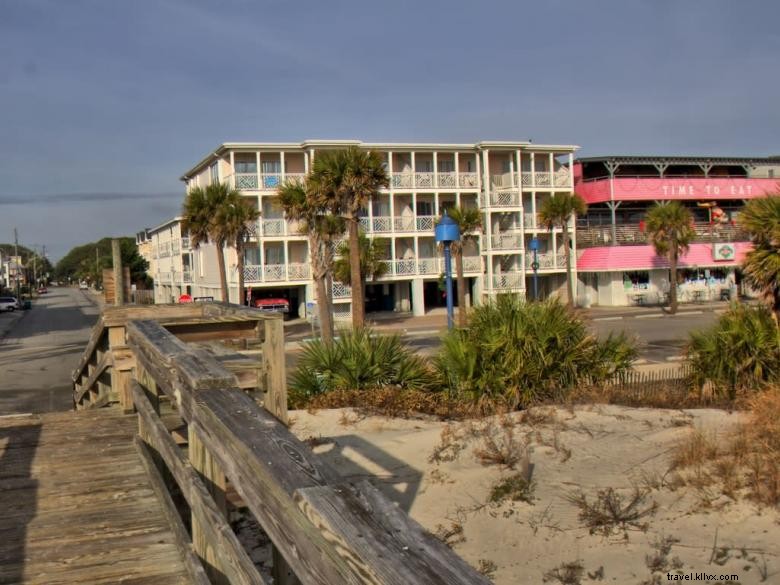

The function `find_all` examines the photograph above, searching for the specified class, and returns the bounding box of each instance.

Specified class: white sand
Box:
[290,405,780,584]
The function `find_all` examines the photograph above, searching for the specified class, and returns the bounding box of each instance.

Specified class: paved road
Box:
[0,287,99,414]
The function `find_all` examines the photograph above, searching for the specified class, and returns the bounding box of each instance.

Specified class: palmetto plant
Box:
[685,304,780,400]
[645,201,695,315]
[739,195,780,321]
[538,192,587,307]
[309,147,389,329]
[289,328,436,407]
[434,296,636,408]
[447,206,483,326]
[277,179,344,343]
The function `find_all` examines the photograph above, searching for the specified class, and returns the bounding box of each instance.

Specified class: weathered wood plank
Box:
[263,316,287,424]
[134,437,212,585]
[73,350,113,406]
[295,480,491,585]
[131,381,269,585]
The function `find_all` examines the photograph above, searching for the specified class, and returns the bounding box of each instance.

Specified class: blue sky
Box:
[1,0,779,260]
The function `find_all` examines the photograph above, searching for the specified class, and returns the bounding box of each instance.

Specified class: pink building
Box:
[573,156,780,306]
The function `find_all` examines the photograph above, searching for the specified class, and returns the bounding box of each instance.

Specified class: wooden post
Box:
[189,425,228,584]
[136,363,160,415]
[263,315,287,424]
[112,238,124,306]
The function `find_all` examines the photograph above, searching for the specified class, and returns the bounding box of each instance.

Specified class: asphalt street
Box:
[0,287,99,414]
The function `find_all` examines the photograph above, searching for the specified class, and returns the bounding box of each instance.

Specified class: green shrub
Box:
[433,296,636,408]
[685,303,780,399]
[289,327,436,407]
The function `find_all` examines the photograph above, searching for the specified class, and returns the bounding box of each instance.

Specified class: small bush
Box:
[543,560,585,585]
[489,473,535,504]
[474,426,528,469]
[434,297,637,408]
[567,487,657,536]
[289,328,436,407]
[685,304,780,400]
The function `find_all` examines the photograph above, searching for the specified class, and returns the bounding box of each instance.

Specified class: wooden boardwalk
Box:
[0,408,191,585]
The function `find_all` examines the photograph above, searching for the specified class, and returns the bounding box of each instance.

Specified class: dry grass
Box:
[567,487,658,536]
[489,473,535,504]
[474,425,528,469]
[671,387,780,506]
[542,560,585,585]
[306,387,507,419]
[568,382,735,410]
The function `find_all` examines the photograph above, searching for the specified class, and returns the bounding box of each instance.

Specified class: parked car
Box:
[0,297,19,312]
[254,298,290,314]
[79,282,89,290]
[37,286,47,294]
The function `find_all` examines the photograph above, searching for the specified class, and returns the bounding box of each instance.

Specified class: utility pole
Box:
[112,238,124,306]
[95,247,99,286]
[14,228,19,299]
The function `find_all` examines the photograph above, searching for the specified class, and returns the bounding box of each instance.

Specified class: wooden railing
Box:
[74,305,488,584]
[72,303,277,412]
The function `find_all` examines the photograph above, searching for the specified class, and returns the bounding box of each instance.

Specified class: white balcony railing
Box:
[523,213,538,229]
[394,217,415,232]
[459,172,479,188]
[487,191,522,207]
[417,258,438,275]
[519,170,571,188]
[491,173,518,190]
[524,253,557,270]
[416,216,435,232]
[389,172,480,189]
[490,234,524,250]
[182,269,192,283]
[332,282,352,299]
[261,219,286,236]
[287,263,310,280]
[487,273,524,290]
[236,173,259,189]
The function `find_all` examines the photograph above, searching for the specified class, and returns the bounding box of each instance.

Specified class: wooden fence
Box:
[73,304,488,585]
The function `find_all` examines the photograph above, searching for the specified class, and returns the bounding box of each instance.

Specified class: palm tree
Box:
[181,182,242,303]
[310,147,389,328]
[645,201,696,315]
[538,192,587,307]
[739,195,780,322]
[278,180,343,343]
[213,191,260,306]
[333,233,389,286]
[447,206,483,326]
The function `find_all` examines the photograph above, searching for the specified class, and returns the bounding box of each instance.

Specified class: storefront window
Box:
[623,271,650,290]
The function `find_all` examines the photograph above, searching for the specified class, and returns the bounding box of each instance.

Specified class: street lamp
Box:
[435,211,461,330]
[529,237,540,301]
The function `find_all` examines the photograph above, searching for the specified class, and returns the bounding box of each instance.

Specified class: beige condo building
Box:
[142,139,579,316]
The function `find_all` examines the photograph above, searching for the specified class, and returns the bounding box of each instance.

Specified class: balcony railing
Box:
[576,222,749,248]
[486,273,524,290]
[485,191,522,207]
[519,170,571,189]
[379,257,482,277]
[490,233,524,250]
[228,172,307,191]
[358,215,437,234]
[388,172,481,189]
[243,263,310,283]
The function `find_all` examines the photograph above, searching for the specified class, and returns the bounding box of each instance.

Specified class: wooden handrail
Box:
[125,317,489,585]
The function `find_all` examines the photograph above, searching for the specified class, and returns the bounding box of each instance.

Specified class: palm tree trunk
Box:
[216,238,229,303]
[454,244,467,327]
[236,239,246,306]
[564,229,574,308]
[347,216,365,328]
[315,274,333,344]
[669,251,678,315]
[308,233,334,343]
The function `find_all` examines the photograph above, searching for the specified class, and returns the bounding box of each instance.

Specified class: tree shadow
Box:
[0,420,40,584]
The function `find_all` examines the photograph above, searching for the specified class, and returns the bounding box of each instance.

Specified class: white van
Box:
[0,297,19,312]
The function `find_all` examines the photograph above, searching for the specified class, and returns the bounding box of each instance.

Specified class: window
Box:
[416,201,433,216]
[235,161,257,173]
[262,160,281,174]
[209,162,219,185]
[623,271,649,290]
[769,169,775,178]
[438,159,454,173]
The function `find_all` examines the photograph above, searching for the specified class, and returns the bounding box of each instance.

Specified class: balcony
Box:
[524,252,566,270]
[377,256,482,277]
[485,273,524,291]
[575,175,779,205]
[484,191,522,208]
[357,215,437,234]
[576,222,749,249]
[490,233,523,251]
[182,268,192,283]
[181,236,191,250]
[228,172,307,191]
[243,263,310,283]
[389,172,480,190]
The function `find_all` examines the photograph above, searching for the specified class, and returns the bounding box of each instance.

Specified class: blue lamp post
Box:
[435,211,461,330]
[529,237,540,301]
